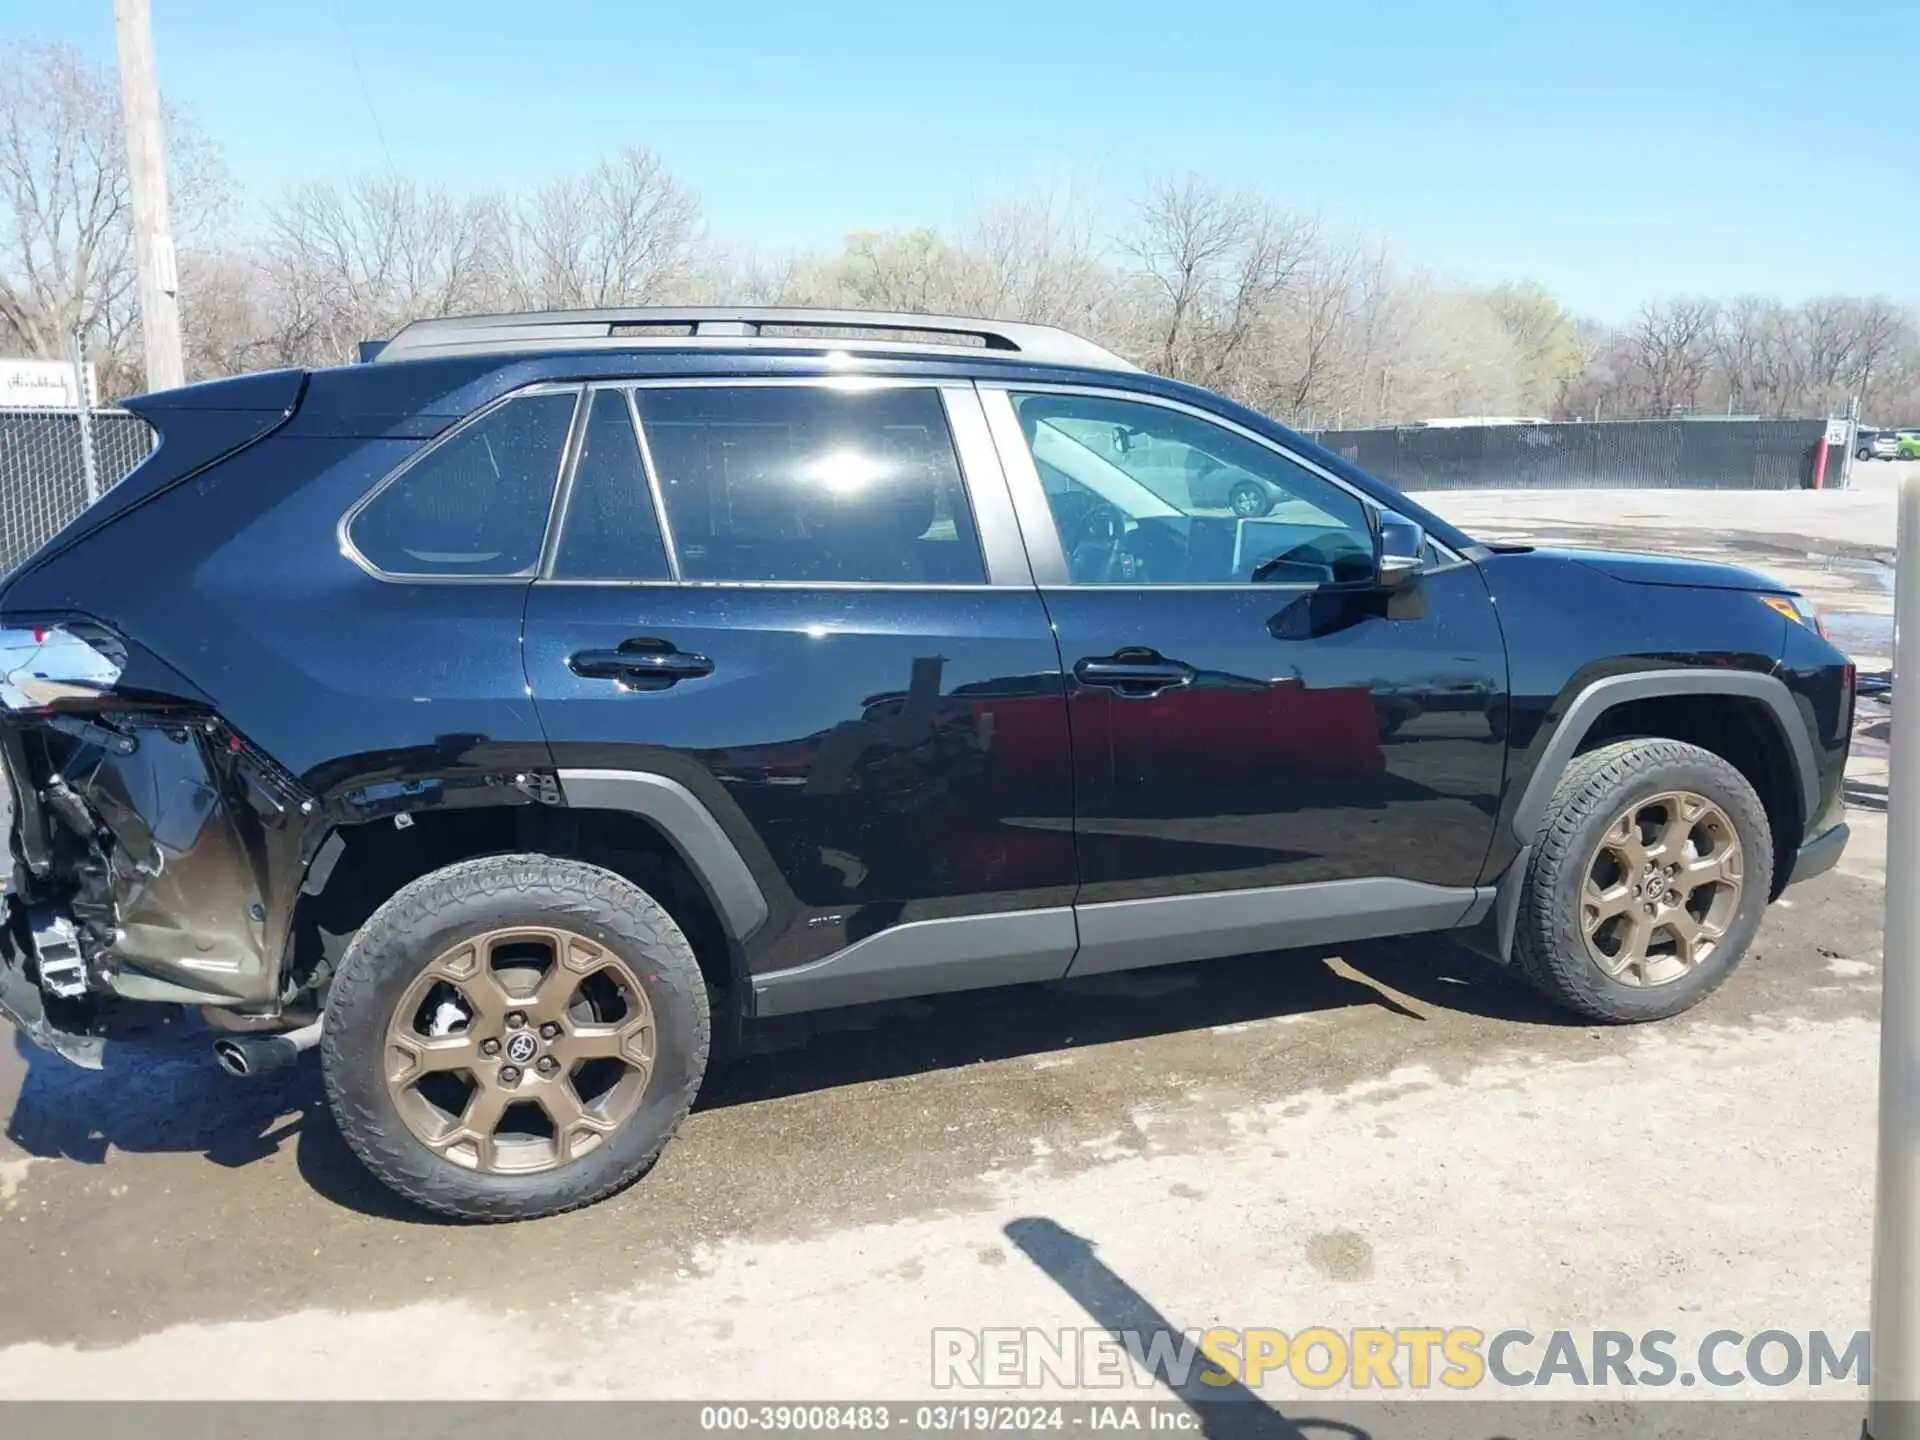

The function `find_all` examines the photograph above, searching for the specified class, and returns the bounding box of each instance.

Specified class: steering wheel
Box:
[1061,501,1129,582]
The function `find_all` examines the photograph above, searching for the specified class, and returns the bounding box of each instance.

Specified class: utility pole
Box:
[112,0,185,393]
[1869,467,1920,1440]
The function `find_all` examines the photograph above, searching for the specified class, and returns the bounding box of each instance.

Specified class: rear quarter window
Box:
[347,389,578,577]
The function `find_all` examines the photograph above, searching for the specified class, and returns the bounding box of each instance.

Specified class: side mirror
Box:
[1375,510,1426,589]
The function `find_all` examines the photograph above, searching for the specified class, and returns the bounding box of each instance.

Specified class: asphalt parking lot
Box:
[0,467,1901,1407]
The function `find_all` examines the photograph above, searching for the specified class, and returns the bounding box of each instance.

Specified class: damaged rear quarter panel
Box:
[35,716,307,1003]
[3,426,556,1007]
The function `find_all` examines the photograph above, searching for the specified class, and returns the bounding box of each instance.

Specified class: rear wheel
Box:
[1513,739,1772,1023]
[321,854,710,1221]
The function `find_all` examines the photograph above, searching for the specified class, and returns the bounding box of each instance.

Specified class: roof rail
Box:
[369,306,1139,372]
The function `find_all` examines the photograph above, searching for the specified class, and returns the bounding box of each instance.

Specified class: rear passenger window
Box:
[634,386,984,584]
[553,390,671,580]
[348,390,577,577]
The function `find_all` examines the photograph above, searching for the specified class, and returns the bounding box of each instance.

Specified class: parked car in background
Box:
[1859,429,1901,461]
[1898,431,1920,460]
[0,307,1853,1221]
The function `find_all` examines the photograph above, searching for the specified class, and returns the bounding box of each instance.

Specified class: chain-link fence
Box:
[0,408,156,573]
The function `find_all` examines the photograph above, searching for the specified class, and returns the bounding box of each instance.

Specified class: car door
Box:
[979,383,1509,975]
[522,379,1078,1000]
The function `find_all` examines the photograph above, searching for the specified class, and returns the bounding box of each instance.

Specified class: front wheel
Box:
[1228,480,1274,518]
[1512,739,1772,1023]
[321,854,710,1221]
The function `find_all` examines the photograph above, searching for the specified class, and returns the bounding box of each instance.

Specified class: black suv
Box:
[0,308,1853,1220]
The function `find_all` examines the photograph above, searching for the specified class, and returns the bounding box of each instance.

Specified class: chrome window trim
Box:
[624,374,942,392]
[534,385,597,578]
[538,375,1016,590]
[625,385,683,582]
[975,382,1468,588]
[539,385,678,583]
[338,382,584,585]
[528,579,1007,592]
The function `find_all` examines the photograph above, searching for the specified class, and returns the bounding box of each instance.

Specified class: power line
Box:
[329,0,394,170]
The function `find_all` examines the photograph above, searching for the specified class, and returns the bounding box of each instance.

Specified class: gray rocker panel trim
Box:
[754,877,1490,1016]
[1068,877,1488,978]
[752,908,1079,1017]
[1508,669,1820,846]
[556,769,770,940]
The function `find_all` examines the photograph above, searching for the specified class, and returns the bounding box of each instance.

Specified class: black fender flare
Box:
[1479,669,1819,965]
[1508,669,1818,847]
[555,769,770,940]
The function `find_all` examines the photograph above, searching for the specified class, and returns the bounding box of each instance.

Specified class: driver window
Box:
[1010,392,1374,586]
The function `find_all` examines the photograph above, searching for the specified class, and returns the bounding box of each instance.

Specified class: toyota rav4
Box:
[0,308,1853,1220]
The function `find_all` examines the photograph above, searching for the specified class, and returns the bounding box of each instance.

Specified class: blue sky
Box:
[5,0,1911,319]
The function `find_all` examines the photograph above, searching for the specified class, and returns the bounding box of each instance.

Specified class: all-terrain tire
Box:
[321,854,710,1221]
[1512,739,1773,1023]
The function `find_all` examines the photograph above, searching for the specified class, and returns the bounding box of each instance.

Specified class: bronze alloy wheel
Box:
[1580,789,1744,988]
[383,926,656,1175]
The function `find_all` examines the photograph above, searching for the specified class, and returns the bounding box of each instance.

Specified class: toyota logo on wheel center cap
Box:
[504,1031,539,1065]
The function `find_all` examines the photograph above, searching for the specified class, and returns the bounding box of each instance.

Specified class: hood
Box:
[1529,547,1792,594]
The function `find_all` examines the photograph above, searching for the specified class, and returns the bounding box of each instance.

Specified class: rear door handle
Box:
[568,640,714,688]
[1073,652,1195,698]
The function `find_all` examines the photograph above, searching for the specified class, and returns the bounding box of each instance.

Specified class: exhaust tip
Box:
[211,1020,322,1078]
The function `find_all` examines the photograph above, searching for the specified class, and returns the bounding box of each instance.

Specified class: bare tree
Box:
[1123,176,1315,392]
[0,38,227,390]
[1841,297,1913,416]
[177,248,272,378]
[261,173,494,365]
[1710,296,1778,414]
[1620,299,1718,415]
[492,145,701,310]
[962,188,1119,335]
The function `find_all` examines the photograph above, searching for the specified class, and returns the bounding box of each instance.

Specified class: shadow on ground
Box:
[1005,1214,1330,1439]
[698,934,1565,1109]
[2,935,1563,1222]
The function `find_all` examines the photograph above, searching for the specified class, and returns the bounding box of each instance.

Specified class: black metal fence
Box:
[0,408,155,573]
[1307,418,1837,492]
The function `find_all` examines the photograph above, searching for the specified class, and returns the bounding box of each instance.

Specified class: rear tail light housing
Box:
[0,624,125,712]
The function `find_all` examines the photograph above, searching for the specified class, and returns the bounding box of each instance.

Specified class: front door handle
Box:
[1073,651,1195,699]
[568,640,714,688]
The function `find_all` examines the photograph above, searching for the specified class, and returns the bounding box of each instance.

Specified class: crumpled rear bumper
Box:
[2,707,313,1013]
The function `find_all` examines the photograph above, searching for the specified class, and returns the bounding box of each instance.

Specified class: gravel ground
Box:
[0,470,1901,1426]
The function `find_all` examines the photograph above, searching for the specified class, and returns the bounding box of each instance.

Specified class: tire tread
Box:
[320,853,710,1222]
[1512,738,1773,1023]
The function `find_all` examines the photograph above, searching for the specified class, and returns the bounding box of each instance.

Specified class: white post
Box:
[1870,466,1920,1438]
[71,332,100,505]
[112,0,185,393]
